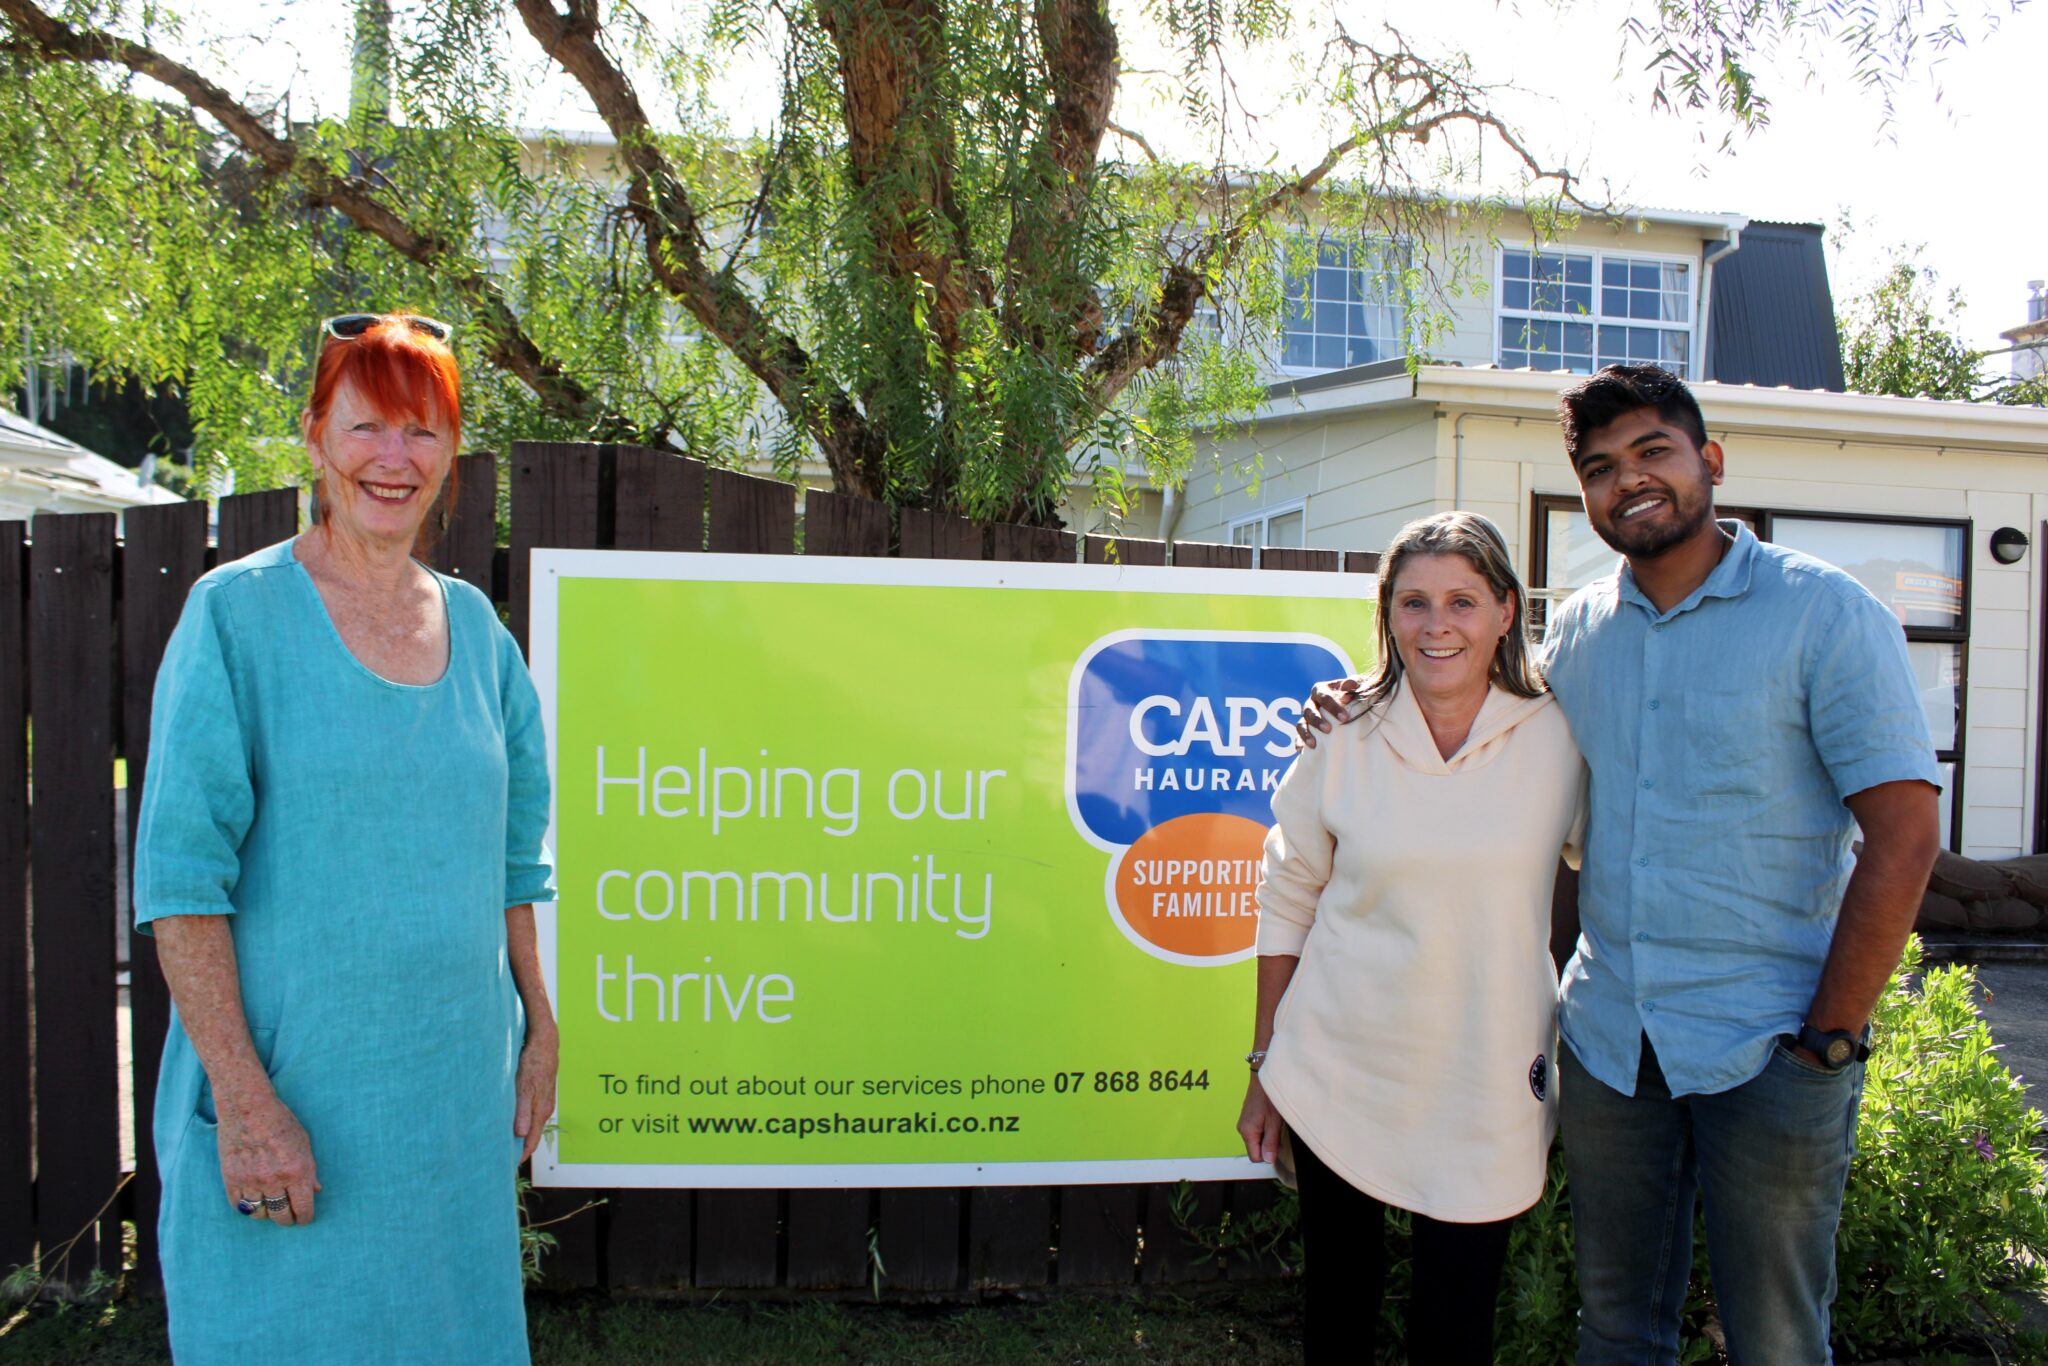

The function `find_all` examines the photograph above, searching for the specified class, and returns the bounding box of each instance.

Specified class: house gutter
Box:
[1697,224,1747,382]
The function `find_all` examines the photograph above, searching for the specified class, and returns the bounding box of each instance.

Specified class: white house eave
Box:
[1227,365,2048,455]
[0,464,172,513]
[1416,367,2048,453]
[1246,370,1425,424]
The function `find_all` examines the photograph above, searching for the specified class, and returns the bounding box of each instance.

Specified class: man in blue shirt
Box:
[1302,365,1940,1362]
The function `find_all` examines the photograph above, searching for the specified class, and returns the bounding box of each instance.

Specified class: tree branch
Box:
[1000,0,1120,355]
[512,0,888,497]
[816,0,992,358]
[0,0,614,430]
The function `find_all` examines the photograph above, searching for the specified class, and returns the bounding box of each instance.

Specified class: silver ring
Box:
[235,1197,260,1216]
[262,1194,290,1214]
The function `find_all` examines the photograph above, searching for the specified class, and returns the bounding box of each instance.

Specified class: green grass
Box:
[0,1285,1305,1364]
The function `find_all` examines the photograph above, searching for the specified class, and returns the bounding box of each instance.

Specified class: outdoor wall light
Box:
[1991,527,2030,566]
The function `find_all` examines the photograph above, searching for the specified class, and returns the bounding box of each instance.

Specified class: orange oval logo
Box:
[1110,812,1268,962]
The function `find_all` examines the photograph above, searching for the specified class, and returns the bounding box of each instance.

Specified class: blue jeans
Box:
[1562,1034,1864,1365]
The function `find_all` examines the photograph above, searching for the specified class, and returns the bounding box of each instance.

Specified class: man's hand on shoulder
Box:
[1294,676,1367,749]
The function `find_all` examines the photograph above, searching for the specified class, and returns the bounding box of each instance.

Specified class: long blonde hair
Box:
[1351,511,1544,717]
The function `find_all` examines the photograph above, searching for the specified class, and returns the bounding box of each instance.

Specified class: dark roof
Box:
[1707,222,1845,392]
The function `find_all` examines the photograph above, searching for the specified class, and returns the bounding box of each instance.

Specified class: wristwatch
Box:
[1795,1023,1871,1071]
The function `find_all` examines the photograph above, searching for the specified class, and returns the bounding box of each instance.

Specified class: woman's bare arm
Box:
[1236,953,1300,1164]
[506,904,558,1164]
[152,915,319,1224]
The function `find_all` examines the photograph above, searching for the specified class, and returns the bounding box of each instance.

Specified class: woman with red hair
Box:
[134,314,556,1362]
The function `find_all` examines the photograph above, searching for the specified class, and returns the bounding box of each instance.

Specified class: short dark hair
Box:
[1558,364,1709,464]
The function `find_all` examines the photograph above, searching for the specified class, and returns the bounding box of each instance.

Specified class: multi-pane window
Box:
[1282,237,1407,371]
[1530,497,1968,849]
[1230,504,1307,550]
[1770,515,1967,850]
[1498,249,1693,377]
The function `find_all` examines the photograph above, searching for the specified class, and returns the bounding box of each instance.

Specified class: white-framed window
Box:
[1496,246,1695,377]
[1229,501,1307,550]
[1281,235,1408,372]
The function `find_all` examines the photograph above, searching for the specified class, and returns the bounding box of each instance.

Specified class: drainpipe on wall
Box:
[1697,227,1745,382]
[1160,484,1184,550]
[1453,411,1474,510]
[20,323,37,424]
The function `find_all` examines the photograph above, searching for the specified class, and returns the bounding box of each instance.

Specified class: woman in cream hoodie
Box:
[1238,511,1586,1363]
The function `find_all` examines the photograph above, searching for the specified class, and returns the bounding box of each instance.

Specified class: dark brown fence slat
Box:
[1171,540,1251,570]
[779,490,890,1288]
[0,523,28,1272]
[1550,860,1580,978]
[695,463,794,1288]
[898,509,982,560]
[505,441,606,1286]
[1259,547,1339,573]
[605,1190,693,1290]
[786,1188,869,1290]
[120,501,209,1288]
[28,512,121,1283]
[509,442,604,654]
[420,453,498,587]
[989,523,1075,563]
[969,1187,1052,1288]
[878,1188,961,1292]
[706,468,795,555]
[1345,550,1381,574]
[1083,536,1167,567]
[962,520,1070,1290]
[1142,1182,1225,1283]
[612,447,705,553]
[1056,1184,1141,1286]
[525,1189,601,1289]
[803,490,889,557]
[592,430,696,1295]
[1224,1179,1287,1278]
[215,488,298,564]
[596,437,704,1303]
[694,1191,780,1288]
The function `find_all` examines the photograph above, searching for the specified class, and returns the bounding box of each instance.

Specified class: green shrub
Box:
[1833,937,2048,1356]
[1176,937,2048,1361]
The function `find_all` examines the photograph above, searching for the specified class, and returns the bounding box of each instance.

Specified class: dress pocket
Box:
[194,1026,276,1126]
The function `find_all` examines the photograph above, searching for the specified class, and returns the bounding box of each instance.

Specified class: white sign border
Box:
[528,549,1374,1189]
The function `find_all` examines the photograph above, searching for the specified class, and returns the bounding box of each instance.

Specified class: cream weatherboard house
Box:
[1172,214,2048,862]
[497,131,2048,858]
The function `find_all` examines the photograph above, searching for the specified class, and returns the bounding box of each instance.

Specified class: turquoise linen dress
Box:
[134,538,555,1365]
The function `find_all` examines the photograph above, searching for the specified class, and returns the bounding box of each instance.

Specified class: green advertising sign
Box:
[530,553,1375,1187]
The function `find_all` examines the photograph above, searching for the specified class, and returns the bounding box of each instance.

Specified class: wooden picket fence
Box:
[0,441,1382,1296]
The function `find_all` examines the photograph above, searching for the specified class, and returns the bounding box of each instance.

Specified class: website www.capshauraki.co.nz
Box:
[683,1111,1023,1139]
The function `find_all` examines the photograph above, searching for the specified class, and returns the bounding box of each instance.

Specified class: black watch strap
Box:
[1796,1023,1871,1071]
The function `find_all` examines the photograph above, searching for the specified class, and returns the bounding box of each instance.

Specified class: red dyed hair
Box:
[304,314,463,538]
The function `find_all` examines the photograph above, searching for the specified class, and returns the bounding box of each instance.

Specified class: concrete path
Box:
[1975,960,2048,1112]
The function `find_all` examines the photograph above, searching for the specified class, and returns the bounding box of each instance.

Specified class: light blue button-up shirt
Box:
[1543,521,1941,1098]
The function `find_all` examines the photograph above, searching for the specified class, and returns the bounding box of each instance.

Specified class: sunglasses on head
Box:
[320,313,454,343]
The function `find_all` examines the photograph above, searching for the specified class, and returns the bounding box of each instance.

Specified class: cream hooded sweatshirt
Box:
[1255,679,1586,1223]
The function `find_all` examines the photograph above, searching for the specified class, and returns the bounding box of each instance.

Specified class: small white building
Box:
[0,407,184,520]
[2001,281,2047,385]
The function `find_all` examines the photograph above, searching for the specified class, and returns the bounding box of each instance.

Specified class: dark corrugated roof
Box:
[1707,222,1845,392]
